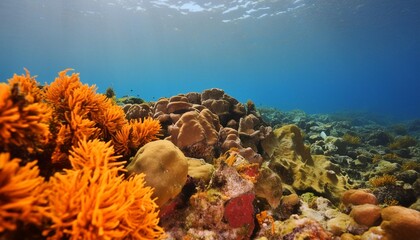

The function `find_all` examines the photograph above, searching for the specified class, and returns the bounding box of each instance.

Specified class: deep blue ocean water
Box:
[1,0,419,121]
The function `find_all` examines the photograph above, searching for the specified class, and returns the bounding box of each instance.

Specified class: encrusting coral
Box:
[42,138,165,240]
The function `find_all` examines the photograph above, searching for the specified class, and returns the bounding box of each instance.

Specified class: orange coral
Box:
[1,69,165,238]
[69,138,122,170]
[130,117,162,148]
[45,70,127,165]
[7,69,45,103]
[44,69,83,115]
[112,117,162,156]
[0,153,46,233]
[43,139,164,240]
[93,103,127,139]
[112,124,131,156]
[256,211,275,235]
[0,80,51,154]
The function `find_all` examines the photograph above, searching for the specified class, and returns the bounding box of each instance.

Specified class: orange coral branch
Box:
[43,138,164,239]
[0,153,46,233]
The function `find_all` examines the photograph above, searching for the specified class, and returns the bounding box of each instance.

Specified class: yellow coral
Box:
[0,153,46,233]
[369,175,397,188]
[372,154,382,164]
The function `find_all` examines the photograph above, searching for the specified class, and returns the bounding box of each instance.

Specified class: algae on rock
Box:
[264,124,352,203]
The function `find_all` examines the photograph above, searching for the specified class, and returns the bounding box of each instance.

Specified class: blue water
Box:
[1,0,420,121]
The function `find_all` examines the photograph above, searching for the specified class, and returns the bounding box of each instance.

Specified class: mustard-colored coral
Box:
[0,153,46,233]
[43,138,164,240]
[342,133,361,145]
[388,135,417,149]
[369,175,397,188]
[402,161,420,171]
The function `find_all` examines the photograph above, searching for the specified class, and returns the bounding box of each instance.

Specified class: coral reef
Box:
[0,70,165,239]
[2,69,420,240]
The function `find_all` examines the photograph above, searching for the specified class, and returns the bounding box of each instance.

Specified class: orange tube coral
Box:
[112,117,162,157]
[0,153,46,233]
[45,70,127,165]
[0,81,51,154]
[7,69,45,103]
[43,138,164,240]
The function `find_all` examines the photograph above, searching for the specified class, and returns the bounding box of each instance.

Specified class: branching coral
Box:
[369,175,397,188]
[402,161,420,171]
[112,117,162,157]
[45,69,127,165]
[342,133,361,145]
[43,138,164,240]
[0,75,51,156]
[1,69,165,238]
[0,153,46,233]
[7,69,45,103]
[388,135,417,149]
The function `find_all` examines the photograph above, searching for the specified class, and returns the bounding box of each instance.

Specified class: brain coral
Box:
[126,140,189,207]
